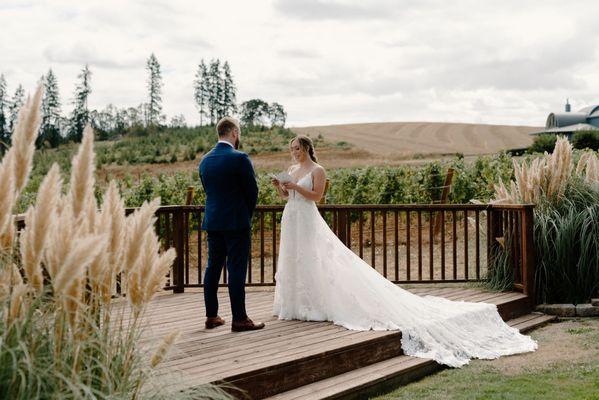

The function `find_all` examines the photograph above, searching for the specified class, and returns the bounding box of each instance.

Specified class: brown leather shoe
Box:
[231,317,265,332]
[205,316,225,329]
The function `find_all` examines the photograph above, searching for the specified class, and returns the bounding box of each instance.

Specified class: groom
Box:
[199,117,264,332]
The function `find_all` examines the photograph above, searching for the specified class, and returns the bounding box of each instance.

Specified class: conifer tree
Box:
[68,64,92,142]
[8,84,25,133]
[39,69,63,148]
[208,59,222,124]
[222,61,237,117]
[146,53,163,127]
[0,74,8,149]
[193,60,210,126]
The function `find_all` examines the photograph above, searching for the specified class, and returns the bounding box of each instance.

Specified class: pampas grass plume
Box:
[150,330,180,368]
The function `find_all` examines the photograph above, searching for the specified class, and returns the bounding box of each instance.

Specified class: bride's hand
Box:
[271,178,280,187]
[282,181,299,191]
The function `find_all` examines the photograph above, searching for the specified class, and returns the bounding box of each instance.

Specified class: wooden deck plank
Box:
[125,286,536,398]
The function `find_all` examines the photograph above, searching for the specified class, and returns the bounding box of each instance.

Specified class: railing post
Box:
[337,209,348,246]
[520,206,535,302]
[172,210,186,293]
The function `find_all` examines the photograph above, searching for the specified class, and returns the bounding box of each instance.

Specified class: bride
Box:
[270,135,537,368]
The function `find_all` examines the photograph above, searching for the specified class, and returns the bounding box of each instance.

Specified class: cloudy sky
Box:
[1,0,598,127]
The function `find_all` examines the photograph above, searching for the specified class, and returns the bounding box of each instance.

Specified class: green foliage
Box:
[529,134,557,154]
[572,130,599,151]
[485,235,515,292]
[533,181,599,304]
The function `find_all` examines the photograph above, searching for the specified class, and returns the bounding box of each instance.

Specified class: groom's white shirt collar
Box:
[217,140,234,148]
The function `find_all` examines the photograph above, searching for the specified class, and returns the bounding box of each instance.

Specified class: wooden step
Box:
[220,330,405,399]
[264,313,555,400]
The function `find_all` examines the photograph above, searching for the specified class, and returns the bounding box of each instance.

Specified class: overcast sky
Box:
[1,0,598,127]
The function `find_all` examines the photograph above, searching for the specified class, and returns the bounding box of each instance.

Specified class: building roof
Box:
[577,105,599,117]
[531,123,599,136]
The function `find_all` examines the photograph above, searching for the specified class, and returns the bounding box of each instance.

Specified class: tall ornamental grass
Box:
[490,136,598,304]
[0,87,231,399]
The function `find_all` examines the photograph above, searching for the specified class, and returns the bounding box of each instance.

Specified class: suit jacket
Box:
[199,142,259,231]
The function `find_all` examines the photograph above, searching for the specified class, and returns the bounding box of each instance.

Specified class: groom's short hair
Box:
[216,117,240,137]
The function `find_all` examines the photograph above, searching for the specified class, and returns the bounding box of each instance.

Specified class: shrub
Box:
[572,130,599,151]
[492,137,599,303]
[529,134,557,153]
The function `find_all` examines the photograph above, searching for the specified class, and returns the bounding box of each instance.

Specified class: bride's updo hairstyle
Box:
[291,135,318,162]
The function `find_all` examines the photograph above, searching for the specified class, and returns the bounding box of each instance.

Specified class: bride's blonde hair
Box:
[290,135,317,162]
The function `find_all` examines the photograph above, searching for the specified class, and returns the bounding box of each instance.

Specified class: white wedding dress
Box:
[273,172,537,367]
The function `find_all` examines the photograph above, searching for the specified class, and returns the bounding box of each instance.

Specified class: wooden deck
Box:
[127,286,551,399]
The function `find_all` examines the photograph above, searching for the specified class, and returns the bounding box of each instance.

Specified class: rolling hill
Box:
[292,122,541,156]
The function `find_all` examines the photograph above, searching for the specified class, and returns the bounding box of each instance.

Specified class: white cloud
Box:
[1,0,598,127]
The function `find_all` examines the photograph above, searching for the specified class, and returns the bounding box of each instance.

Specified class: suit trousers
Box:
[204,229,251,321]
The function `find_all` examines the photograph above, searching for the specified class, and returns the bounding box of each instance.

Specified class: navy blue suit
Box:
[199,142,258,321]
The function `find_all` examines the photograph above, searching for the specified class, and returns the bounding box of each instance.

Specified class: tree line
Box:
[0,54,287,150]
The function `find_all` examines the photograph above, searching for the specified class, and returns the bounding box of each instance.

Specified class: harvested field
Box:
[292,122,540,156]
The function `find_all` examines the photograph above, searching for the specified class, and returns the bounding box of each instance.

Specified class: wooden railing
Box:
[13,203,535,298]
[149,204,535,298]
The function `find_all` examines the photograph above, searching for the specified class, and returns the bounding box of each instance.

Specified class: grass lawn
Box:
[371,318,599,400]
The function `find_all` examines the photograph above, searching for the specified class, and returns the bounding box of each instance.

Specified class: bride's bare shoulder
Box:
[312,164,326,176]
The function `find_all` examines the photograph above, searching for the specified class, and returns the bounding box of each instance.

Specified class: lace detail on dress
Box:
[272,171,536,367]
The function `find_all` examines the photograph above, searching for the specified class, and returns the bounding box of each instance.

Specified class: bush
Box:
[493,137,599,303]
[529,134,557,153]
[572,130,599,151]
[534,181,599,304]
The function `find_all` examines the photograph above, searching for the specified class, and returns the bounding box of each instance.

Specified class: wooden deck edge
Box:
[496,295,533,320]
[264,312,554,400]
[218,331,405,399]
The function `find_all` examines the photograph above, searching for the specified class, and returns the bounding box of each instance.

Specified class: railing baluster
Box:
[248,216,252,284]
[333,209,338,235]
[429,210,434,280]
[394,210,399,281]
[475,210,480,280]
[370,210,376,269]
[359,211,364,259]
[417,210,422,281]
[198,211,202,285]
[441,210,445,281]
[260,211,265,284]
[452,210,457,280]
[406,210,411,281]
[382,210,387,278]
[486,209,492,281]
[514,211,521,282]
[464,209,469,280]
[165,212,172,250]
[173,210,185,293]
[184,210,189,285]
[272,211,277,283]
[347,210,352,250]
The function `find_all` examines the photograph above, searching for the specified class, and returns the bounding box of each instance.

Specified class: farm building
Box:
[531,100,599,139]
